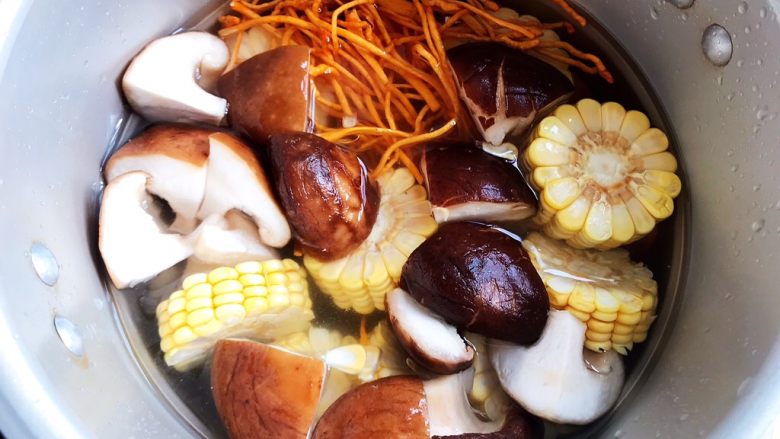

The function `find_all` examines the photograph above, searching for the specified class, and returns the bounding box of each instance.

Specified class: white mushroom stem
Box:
[490,310,625,425]
[98,172,195,288]
[424,370,504,436]
[192,211,279,266]
[197,133,291,248]
[122,32,229,125]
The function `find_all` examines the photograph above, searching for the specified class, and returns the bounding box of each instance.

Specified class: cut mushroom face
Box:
[197,132,291,248]
[422,144,536,224]
[490,310,625,425]
[386,288,474,375]
[98,172,195,288]
[104,124,212,233]
[218,45,315,143]
[448,42,574,145]
[312,372,541,439]
[211,339,325,439]
[122,32,229,126]
[192,210,279,266]
[401,222,549,345]
[269,132,379,260]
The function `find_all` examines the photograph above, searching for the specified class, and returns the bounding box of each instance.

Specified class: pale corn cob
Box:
[523,99,681,249]
[466,333,511,421]
[522,232,657,354]
[304,168,438,314]
[272,327,380,378]
[156,259,314,370]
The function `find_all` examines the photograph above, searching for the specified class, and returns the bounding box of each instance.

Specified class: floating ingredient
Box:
[523,99,682,249]
[155,259,314,370]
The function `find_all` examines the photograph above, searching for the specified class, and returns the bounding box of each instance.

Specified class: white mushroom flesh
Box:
[423,370,504,437]
[197,133,291,248]
[490,309,625,425]
[98,171,194,288]
[122,32,229,125]
[193,210,279,265]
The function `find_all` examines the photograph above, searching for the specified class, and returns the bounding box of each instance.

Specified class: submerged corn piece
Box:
[522,232,657,354]
[466,333,511,421]
[272,327,380,379]
[304,168,437,314]
[523,99,682,249]
[156,259,314,370]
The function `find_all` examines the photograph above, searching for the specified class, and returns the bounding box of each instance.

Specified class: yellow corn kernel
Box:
[155,258,314,371]
[523,232,657,355]
[524,99,681,249]
[304,167,437,314]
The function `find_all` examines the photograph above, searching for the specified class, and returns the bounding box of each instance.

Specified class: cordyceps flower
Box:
[156,259,314,371]
[523,99,682,249]
[522,232,657,355]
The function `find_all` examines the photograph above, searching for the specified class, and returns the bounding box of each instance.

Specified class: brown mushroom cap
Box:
[212,339,326,439]
[422,143,536,223]
[312,375,429,439]
[269,132,379,261]
[218,45,314,144]
[104,124,213,233]
[401,222,549,345]
[448,42,573,145]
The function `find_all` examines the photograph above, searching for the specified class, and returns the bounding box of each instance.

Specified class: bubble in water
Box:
[650,6,660,19]
[679,413,689,422]
[716,75,723,85]
[752,219,765,232]
[737,59,745,67]
[666,0,694,8]
[756,106,773,121]
[760,7,767,18]
[730,164,739,172]
[701,23,734,67]
[753,184,761,192]
[737,2,748,14]
[680,12,689,21]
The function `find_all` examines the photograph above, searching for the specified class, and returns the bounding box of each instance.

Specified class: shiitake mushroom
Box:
[422,143,537,224]
[448,42,574,146]
[218,45,314,143]
[268,132,379,261]
[401,222,549,345]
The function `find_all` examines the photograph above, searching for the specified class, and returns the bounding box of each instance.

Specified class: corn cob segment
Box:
[156,259,314,370]
[304,168,438,314]
[522,232,657,355]
[523,99,681,249]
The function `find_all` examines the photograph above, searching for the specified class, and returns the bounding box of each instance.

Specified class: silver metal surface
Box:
[29,243,59,286]
[702,24,734,67]
[0,0,779,438]
[53,315,84,358]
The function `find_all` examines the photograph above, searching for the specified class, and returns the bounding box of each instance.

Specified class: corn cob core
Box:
[523,99,682,249]
[304,168,438,314]
[522,232,657,354]
[156,259,314,370]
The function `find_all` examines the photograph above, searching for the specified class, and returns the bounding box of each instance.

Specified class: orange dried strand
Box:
[320,126,412,143]
[220,0,613,177]
[550,0,587,27]
[226,28,245,72]
[373,118,457,178]
[332,0,373,52]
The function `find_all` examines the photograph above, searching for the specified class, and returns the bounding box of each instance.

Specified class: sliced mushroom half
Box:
[448,42,574,146]
[104,124,212,233]
[122,32,229,126]
[386,288,474,375]
[98,171,195,289]
[422,144,536,224]
[312,371,541,439]
[490,310,625,425]
[197,132,291,248]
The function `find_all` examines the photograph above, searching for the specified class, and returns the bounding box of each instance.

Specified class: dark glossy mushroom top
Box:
[269,132,379,261]
[402,222,549,345]
[422,143,536,207]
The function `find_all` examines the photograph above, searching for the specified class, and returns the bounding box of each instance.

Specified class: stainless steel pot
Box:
[1,0,778,437]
